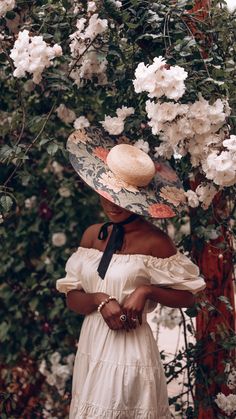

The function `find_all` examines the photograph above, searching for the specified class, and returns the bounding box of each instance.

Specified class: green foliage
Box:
[0,0,235,417]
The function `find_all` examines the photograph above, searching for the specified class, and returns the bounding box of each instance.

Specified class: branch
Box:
[67,35,99,78]
[3,100,57,189]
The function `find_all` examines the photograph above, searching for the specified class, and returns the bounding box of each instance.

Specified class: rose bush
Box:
[0,0,235,417]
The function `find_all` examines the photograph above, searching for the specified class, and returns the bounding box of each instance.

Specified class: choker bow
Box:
[97,213,139,279]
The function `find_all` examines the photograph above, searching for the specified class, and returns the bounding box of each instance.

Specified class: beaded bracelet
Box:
[97,296,117,313]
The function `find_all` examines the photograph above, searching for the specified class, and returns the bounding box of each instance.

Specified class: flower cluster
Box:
[133,56,188,101]
[10,30,62,84]
[39,352,74,395]
[69,12,108,86]
[101,106,134,135]
[215,393,236,416]
[56,104,76,124]
[0,0,15,17]
[74,115,90,130]
[132,57,235,208]
[184,183,218,209]
[150,95,235,189]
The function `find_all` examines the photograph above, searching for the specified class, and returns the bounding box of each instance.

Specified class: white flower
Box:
[73,116,90,130]
[100,116,124,135]
[49,352,61,366]
[176,117,193,138]
[188,95,210,119]
[44,257,51,265]
[188,96,227,136]
[59,187,71,198]
[133,56,166,95]
[109,0,122,7]
[161,65,188,100]
[227,368,236,390]
[52,232,67,247]
[10,30,62,84]
[65,354,75,371]
[51,161,64,176]
[191,118,211,135]
[39,352,74,396]
[0,214,3,224]
[25,196,37,209]
[56,104,76,124]
[46,374,56,387]
[185,190,200,208]
[84,14,108,40]
[70,50,108,86]
[195,183,217,210]
[0,0,15,17]
[133,57,187,100]
[223,135,236,152]
[215,393,236,416]
[134,139,150,154]
[203,150,236,186]
[116,106,134,119]
[154,143,174,159]
[87,1,96,12]
[39,359,48,376]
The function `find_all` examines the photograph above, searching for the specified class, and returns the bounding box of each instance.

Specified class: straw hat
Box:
[67,127,186,218]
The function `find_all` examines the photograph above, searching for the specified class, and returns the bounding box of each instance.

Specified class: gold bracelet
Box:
[97,296,117,313]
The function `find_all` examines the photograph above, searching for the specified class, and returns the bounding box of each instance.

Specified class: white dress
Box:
[56,247,205,419]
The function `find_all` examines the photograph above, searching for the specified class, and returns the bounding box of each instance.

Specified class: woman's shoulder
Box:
[80,223,104,248]
[142,221,177,259]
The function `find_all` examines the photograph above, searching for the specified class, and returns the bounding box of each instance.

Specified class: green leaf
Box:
[0,195,13,212]
[47,143,59,155]
[0,322,10,341]
[185,306,198,318]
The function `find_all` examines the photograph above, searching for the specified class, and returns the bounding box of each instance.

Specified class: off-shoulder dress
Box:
[56,247,205,419]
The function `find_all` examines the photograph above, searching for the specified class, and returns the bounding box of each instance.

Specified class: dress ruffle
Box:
[71,401,171,419]
[145,251,205,294]
[56,247,205,296]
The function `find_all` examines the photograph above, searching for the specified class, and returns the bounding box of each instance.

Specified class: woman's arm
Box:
[122,286,194,325]
[66,225,105,315]
[66,290,109,315]
[67,290,130,331]
[143,285,195,308]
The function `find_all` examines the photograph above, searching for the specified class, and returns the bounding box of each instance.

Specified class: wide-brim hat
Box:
[67,127,186,219]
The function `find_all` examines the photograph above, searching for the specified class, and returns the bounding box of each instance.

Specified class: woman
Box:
[56,127,205,418]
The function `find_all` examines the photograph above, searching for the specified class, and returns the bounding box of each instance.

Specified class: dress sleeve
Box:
[146,252,206,295]
[56,249,83,294]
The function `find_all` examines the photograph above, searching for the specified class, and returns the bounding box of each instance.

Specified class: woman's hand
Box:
[99,299,130,331]
[122,285,151,327]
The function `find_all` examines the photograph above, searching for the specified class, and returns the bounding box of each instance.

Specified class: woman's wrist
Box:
[94,292,110,307]
[137,285,152,299]
[97,296,117,313]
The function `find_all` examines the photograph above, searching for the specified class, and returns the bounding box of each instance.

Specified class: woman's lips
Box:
[107,210,122,215]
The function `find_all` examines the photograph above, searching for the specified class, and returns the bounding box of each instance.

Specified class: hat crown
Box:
[106,144,155,187]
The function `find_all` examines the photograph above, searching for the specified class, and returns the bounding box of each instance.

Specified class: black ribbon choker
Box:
[97,213,139,279]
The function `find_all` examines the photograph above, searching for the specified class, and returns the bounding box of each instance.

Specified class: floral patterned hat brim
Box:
[67,127,185,219]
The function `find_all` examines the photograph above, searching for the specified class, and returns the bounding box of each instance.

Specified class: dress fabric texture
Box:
[56,247,205,419]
